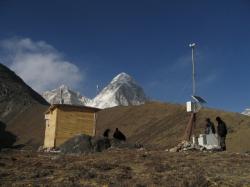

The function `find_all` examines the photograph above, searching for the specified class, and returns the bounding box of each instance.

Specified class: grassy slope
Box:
[6,103,48,149]
[96,102,250,152]
[4,101,250,152]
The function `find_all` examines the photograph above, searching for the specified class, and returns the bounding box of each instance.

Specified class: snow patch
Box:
[242,108,250,116]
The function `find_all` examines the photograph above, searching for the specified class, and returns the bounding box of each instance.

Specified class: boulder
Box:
[58,134,143,154]
[92,137,111,152]
[59,134,92,154]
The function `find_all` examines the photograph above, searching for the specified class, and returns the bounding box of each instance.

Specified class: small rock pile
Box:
[168,140,205,153]
[168,140,222,153]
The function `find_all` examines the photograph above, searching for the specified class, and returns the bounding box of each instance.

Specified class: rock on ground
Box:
[59,134,93,154]
[58,134,142,154]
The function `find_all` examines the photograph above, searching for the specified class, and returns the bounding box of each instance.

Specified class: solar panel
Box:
[191,95,207,104]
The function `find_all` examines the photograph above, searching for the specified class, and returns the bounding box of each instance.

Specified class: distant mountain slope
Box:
[0,63,48,122]
[0,63,49,148]
[96,102,250,152]
[42,85,91,106]
[91,72,147,108]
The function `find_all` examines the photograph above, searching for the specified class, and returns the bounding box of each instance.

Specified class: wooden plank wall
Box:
[43,109,57,148]
[55,109,95,146]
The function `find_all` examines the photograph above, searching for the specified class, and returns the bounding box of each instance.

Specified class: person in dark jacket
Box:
[113,128,126,141]
[103,129,110,138]
[204,118,216,134]
[216,116,228,151]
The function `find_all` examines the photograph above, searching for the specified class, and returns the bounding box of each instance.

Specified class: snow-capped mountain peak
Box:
[111,72,135,84]
[42,85,91,106]
[43,73,148,109]
[59,84,69,90]
[91,72,147,109]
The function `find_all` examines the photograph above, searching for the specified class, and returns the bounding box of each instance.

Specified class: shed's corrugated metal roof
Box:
[45,104,101,114]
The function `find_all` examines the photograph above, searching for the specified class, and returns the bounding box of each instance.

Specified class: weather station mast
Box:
[184,43,207,141]
[190,43,196,96]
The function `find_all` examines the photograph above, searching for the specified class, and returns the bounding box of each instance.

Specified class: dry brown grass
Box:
[0,149,250,186]
[4,101,250,153]
[96,102,250,152]
[6,103,48,148]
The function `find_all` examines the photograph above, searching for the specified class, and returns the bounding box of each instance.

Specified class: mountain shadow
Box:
[0,63,49,148]
[0,121,17,150]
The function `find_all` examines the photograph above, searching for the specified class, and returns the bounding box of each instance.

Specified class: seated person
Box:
[113,128,126,141]
[103,128,110,138]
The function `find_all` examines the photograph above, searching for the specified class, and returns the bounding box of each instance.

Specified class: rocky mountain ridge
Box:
[42,85,90,106]
[0,63,49,148]
[0,63,48,122]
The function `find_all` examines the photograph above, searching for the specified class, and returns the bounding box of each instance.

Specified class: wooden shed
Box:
[43,104,100,148]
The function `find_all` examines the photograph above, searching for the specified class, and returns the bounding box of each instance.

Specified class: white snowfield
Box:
[42,72,148,109]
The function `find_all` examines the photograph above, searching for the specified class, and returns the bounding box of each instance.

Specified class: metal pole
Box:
[192,46,195,96]
[192,45,196,139]
[184,43,197,141]
[189,43,196,141]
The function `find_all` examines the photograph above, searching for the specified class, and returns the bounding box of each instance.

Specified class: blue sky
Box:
[0,0,250,112]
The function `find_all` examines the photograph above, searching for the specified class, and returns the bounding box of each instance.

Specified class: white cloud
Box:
[0,37,84,92]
